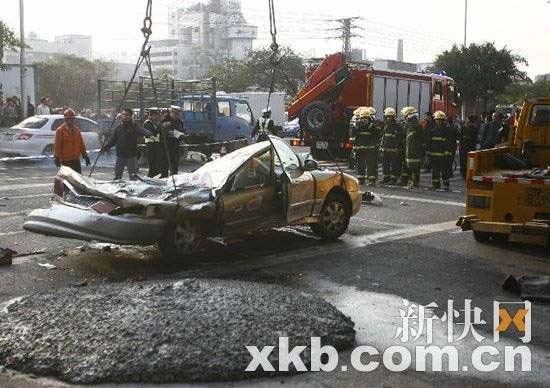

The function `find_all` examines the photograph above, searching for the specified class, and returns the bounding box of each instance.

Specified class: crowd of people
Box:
[350,106,514,191]
[52,105,185,181]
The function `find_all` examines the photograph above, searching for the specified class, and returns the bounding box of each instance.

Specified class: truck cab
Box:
[457,97,550,247]
[179,95,254,144]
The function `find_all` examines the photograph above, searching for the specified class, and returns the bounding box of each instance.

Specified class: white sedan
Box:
[0,115,101,157]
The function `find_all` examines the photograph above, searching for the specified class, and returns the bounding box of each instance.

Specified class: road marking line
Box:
[0,183,52,192]
[2,193,51,200]
[352,217,415,228]
[0,172,112,182]
[0,230,24,237]
[379,194,465,207]
[0,211,27,218]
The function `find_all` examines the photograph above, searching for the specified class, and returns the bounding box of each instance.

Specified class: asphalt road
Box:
[0,153,549,387]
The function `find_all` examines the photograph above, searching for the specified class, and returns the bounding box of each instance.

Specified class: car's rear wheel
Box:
[310,194,350,240]
[42,144,54,156]
[473,231,490,243]
[158,219,204,260]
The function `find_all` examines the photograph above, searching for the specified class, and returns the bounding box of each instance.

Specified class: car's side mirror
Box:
[303,159,319,171]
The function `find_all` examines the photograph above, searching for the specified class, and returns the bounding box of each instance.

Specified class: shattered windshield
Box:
[171,141,271,189]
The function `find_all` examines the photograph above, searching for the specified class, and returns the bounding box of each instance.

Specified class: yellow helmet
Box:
[360,107,376,118]
[353,107,365,117]
[434,110,446,120]
[384,107,396,116]
[401,106,418,119]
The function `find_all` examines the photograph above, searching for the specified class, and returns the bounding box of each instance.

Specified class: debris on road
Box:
[37,262,57,270]
[0,279,355,384]
[0,248,16,266]
[102,245,112,253]
[503,275,550,303]
[362,191,383,206]
[400,201,409,207]
[72,279,88,287]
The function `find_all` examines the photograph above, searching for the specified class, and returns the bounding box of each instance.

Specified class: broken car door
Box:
[221,147,285,234]
[272,138,315,223]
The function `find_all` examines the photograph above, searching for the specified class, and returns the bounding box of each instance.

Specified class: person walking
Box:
[401,107,424,189]
[381,107,404,185]
[53,109,90,173]
[101,108,151,180]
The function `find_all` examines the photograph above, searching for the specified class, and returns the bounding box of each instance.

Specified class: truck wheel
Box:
[473,231,490,243]
[301,101,332,136]
[158,219,204,261]
[310,194,350,240]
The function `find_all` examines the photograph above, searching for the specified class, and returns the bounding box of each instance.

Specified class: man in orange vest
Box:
[53,108,90,173]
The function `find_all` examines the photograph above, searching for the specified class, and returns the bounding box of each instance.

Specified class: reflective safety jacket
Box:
[381,121,404,152]
[143,119,161,143]
[351,118,380,151]
[404,118,425,162]
[428,124,457,157]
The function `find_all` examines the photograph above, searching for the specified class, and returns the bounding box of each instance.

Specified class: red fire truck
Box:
[288,52,457,158]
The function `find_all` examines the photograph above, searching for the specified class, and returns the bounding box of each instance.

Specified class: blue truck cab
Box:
[178,95,254,144]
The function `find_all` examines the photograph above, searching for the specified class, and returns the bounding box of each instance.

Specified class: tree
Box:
[434,43,528,111]
[206,47,305,96]
[36,55,111,110]
[205,57,251,92]
[0,20,25,70]
[497,80,550,105]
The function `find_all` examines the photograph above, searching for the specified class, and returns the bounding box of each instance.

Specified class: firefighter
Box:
[161,105,185,177]
[350,107,380,186]
[143,107,162,178]
[381,107,404,185]
[253,107,275,139]
[53,108,91,174]
[428,111,451,190]
[401,106,424,189]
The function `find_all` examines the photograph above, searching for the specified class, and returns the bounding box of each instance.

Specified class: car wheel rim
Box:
[173,220,199,254]
[307,108,325,127]
[322,201,346,233]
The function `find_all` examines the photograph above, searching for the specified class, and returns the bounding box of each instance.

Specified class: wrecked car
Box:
[24,137,362,259]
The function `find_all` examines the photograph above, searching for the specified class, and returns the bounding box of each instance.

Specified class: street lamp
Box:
[19,0,27,118]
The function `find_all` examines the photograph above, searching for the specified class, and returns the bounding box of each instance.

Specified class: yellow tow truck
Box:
[457,97,550,247]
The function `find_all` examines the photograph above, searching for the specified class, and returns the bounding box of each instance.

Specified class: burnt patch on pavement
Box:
[0,279,355,384]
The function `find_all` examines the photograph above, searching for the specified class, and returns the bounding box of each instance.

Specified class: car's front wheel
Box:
[310,194,350,240]
[42,144,54,156]
[158,219,204,260]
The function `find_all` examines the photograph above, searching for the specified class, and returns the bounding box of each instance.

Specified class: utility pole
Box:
[463,0,468,47]
[327,17,362,60]
[19,0,27,118]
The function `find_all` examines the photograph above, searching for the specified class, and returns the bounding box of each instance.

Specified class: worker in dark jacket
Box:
[350,107,380,186]
[101,108,151,180]
[428,111,454,190]
[401,106,424,189]
[160,105,185,177]
[458,115,479,178]
[480,112,507,149]
[381,107,404,185]
[143,107,162,178]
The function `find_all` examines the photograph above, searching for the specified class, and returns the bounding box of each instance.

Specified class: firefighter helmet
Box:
[384,107,396,116]
[357,106,376,118]
[401,106,418,119]
[434,111,446,120]
[63,108,76,119]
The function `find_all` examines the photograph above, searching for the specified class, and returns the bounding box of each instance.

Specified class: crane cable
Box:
[89,0,173,180]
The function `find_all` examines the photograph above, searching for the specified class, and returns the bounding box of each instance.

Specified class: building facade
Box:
[150,0,257,79]
[4,32,92,65]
